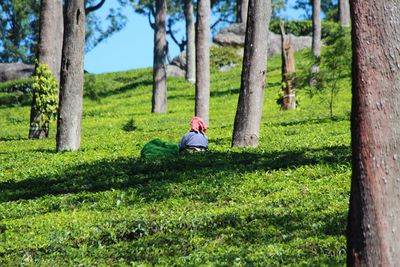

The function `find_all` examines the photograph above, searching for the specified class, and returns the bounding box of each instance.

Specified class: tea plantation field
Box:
[0,50,351,266]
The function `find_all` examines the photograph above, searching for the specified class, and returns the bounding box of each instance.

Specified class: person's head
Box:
[190,116,207,134]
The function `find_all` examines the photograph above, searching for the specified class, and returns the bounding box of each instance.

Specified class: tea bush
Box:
[0,49,351,265]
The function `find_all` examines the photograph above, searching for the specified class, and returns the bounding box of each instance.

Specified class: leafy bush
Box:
[210,46,242,71]
[270,20,341,39]
[30,63,59,132]
[295,27,352,118]
[122,118,137,132]
[0,78,33,93]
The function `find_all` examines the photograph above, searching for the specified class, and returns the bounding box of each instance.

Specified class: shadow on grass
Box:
[0,145,350,203]
[97,79,153,98]
[269,115,349,127]
[210,88,240,97]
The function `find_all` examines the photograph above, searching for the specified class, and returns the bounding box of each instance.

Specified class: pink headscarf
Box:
[190,116,207,134]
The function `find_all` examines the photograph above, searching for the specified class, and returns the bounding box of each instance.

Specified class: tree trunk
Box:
[232,0,271,148]
[347,1,400,266]
[310,0,321,85]
[184,0,195,83]
[339,0,350,27]
[195,0,211,126]
[312,0,321,58]
[152,0,167,113]
[29,0,63,139]
[280,22,296,110]
[236,0,249,24]
[56,0,86,151]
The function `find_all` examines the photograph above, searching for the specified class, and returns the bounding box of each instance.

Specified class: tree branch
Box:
[147,11,155,30]
[85,0,106,15]
[166,20,186,52]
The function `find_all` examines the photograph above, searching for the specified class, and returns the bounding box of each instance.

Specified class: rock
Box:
[219,62,236,72]
[0,63,35,82]
[213,23,246,46]
[213,23,312,57]
[170,52,186,70]
[166,64,185,78]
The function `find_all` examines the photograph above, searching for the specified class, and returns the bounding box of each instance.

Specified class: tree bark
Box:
[152,0,167,113]
[310,0,321,85]
[339,0,350,27]
[195,0,211,126]
[347,1,400,266]
[29,0,63,139]
[232,0,271,148]
[236,0,249,24]
[280,21,296,110]
[312,0,321,58]
[56,0,86,151]
[184,0,195,83]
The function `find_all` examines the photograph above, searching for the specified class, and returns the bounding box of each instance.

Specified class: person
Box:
[179,116,208,153]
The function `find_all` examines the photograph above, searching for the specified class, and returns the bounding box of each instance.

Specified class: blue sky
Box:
[84,0,306,74]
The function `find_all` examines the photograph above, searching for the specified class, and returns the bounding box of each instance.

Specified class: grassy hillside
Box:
[0,49,351,266]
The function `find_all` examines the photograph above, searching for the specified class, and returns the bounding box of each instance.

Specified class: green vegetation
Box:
[270,20,341,39]
[0,49,351,265]
[30,63,59,132]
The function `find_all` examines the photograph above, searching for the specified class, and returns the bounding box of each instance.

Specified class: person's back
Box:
[179,116,208,152]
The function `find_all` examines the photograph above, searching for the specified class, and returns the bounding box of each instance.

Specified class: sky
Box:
[84,0,306,74]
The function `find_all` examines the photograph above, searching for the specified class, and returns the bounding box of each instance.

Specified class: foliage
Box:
[295,27,351,118]
[0,48,351,265]
[294,0,338,21]
[122,118,137,132]
[270,19,341,38]
[0,78,33,93]
[31,63,58,130]
[0,78,33,106]
[0,0,40,63]
[210,45,242,71]
[0,0,126,63]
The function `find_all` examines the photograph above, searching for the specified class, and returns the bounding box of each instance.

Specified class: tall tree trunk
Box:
[347,1,400,266]
[56,0,85,151]
[310,0,321,85]
[280,22,296,110]
[339,0,350,27]
[236,0,249,24]
[29,0,63,139]
[184,0,195,83]
[312,0,321,58]
[195,0,210,125]
[232,0,271,148]
[152,0,167,113]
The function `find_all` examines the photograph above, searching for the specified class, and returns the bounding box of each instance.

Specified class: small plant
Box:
[84,74,100,101]
[296,26,351,119]
[29,63,59,138]
[122,118,137,132]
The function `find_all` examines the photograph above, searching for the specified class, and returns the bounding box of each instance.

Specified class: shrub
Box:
[210,46,242,71]
[0,78,33,93]
[269,20,341,39]
[122,118,137,132]
[30,63,59,133]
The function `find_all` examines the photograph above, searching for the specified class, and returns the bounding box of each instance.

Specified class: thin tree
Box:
[338,0,350,27]
[347,0,400,265]
[56,0,86,151]
[310,0,321,84]
[29,0,63,139]
[279,21,296,110]
[232,0,271,148]
[152,0,167,113]
[184,0,195,83]
[236,0,249,24]
[195,0,211,125]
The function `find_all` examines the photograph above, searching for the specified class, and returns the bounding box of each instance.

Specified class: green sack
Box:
[140,138,179,159]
